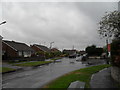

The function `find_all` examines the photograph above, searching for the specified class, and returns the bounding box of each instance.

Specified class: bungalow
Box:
[63,49,76,56]
[2,40,34,59]
[79,51,86,55]
[51,48,61,53]
[30,44,51,55]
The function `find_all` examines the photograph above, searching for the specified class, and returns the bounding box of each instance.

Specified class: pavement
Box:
[77,58,119,88]
[90,67,119,88]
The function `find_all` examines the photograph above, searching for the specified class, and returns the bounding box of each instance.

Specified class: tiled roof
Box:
[34,44,50,52]
[51,48,60,52]
[3,40,34,51]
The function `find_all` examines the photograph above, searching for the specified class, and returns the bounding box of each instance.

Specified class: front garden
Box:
[12,61,52,67]
[0,67,16,73]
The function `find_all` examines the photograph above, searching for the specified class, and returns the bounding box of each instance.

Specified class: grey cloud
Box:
[2,2,117,50]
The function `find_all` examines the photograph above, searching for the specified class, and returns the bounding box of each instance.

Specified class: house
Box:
[50,48,61,57]
[79,51,86,55]
[51,48,61,53]
[30,44,51,55]
[2,40,34,59]
[63,49,76,56]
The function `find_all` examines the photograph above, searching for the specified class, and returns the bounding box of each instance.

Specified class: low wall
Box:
[111,66,120,83]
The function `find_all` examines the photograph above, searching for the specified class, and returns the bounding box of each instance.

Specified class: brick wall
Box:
[30,45,44,54]
[2,42,18,58]
[111,66,120,83]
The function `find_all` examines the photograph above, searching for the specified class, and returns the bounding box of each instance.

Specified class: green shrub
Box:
[111,39,120,67]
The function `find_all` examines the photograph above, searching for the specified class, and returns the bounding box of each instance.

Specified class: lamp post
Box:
[0,35,3,61]
[50,42,54,49]
[0,21,6,61]
[118,1,120,12]
[105,34,108,64]
[0,21,6,90]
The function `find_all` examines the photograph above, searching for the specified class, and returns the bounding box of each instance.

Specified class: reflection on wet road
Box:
[2,58,86,88]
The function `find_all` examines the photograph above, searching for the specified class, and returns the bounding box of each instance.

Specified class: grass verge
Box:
[0,67,16,73]
[12,61,52,67]
[51,57,62,61]
[43,64,111,88]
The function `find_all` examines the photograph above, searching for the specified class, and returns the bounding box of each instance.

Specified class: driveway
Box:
[2,58,86,88]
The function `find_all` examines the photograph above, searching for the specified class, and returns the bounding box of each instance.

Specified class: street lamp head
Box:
[0,21,6,25]
[2,21,6,24]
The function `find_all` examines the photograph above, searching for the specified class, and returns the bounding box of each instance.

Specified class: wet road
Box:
[2,58,86,88]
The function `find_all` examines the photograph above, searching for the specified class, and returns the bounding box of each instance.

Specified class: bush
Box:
[85,45,103,56]
[111,39,120,67]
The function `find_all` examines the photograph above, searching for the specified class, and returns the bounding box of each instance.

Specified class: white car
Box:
[55,59,61,62]
[76,56,83,61]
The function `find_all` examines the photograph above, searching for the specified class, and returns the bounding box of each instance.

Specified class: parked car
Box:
[55,59,62,62]
[76,54,80,57]
[69,54,76,58]
[76,55,83,61]
[81,54,88,61]
[82,56,86,61]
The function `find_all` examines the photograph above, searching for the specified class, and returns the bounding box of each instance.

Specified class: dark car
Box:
[81,54,88,61]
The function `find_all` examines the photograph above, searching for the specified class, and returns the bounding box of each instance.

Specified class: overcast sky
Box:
[1,1,118,51]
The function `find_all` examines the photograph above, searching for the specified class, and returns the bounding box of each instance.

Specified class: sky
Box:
[0,1,119,51]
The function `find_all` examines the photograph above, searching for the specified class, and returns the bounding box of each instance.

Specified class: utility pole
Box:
[118,1,120,12]
[0,21,6,67]
[50,42,54,49]
[72,45,74,50]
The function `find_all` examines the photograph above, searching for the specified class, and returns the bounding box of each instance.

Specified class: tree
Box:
[86,45,96,56]
[98,11,120,66]
[111,39,120,67]
[98,11,120,39]
[85,45,103,56]
[44,52,51,59]
[36,51,44,56]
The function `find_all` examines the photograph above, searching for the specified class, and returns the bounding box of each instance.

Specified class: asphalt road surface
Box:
[2,58,86,88]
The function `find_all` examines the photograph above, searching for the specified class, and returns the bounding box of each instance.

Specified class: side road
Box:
[2,58,106,74]
[2,59,54,73]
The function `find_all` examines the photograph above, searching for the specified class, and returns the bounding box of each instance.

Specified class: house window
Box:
[23,51,31,57]
[18,51,22,56]
[2,51,5,55]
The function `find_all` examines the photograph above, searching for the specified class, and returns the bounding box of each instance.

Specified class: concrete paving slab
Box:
[90,67,118,88]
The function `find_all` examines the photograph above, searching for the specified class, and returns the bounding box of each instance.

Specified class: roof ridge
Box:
[3,40,34,51]
[3,40,25,44]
